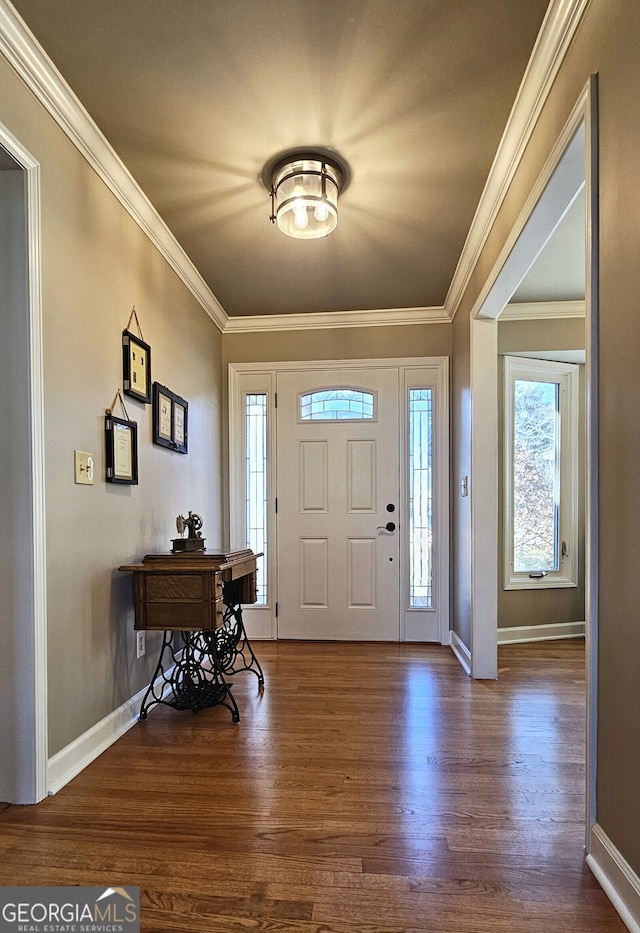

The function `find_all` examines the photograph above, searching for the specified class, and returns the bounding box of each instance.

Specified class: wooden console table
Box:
[118,549,264,722]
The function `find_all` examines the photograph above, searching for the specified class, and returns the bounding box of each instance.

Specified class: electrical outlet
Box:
[136,631,146,658]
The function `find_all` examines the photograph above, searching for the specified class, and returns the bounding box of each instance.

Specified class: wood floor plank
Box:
[0,639,626,932]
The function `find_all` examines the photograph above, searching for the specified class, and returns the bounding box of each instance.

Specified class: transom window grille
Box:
[300,388,374,421]
[408,388,433,608]
[245,393,267,604]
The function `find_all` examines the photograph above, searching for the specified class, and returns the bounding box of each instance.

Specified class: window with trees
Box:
[503,356,579,589]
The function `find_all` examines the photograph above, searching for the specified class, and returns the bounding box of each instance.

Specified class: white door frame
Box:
[228,356,450,644]
[0,121,48,803]
[468,78,598,836]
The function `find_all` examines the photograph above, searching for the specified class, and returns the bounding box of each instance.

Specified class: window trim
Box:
[503,355,579,590]
[228,369,277,639]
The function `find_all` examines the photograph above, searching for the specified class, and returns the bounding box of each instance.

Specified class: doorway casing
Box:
[467,78,598,835]
[0,120,48,804]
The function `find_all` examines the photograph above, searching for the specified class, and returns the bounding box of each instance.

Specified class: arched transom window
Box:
[299,388,375,421]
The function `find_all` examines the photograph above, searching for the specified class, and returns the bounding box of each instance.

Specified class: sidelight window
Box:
[408,388,433,608]
[245,393,268,603]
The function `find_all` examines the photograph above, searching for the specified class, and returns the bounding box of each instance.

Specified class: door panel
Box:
[276,368,399,640]
[300,537,329,607]
[300,441,328,511]
[348,440,376,511]
[348,538,377,607]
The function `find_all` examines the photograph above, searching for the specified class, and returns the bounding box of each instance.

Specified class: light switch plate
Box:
[74,450,94,485]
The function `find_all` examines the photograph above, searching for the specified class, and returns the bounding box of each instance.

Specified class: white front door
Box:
[228,356,450,645]
[276,368,400,640]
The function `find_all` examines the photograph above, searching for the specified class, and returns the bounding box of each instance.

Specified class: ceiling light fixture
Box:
[261,148,350,240]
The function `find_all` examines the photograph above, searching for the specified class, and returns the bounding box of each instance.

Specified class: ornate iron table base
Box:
[139,598,264,722]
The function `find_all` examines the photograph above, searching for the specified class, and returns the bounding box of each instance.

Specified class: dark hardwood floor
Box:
[0,639,625,932]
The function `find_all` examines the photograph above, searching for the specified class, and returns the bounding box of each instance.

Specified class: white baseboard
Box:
[47,674,168,795]
[450,630,472,675]
[587,823,640,932]
[497,620,585,644]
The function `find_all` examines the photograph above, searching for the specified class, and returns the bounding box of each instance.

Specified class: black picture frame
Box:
[122,330,152,404]
[105,413,139,484]
[153,382,188,454]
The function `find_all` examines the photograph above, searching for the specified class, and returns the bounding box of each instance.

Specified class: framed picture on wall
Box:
[153,382,188,454]
[105,413,138,484]
[122,330,152,404]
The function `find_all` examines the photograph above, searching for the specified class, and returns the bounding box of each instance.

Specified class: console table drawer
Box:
[142,598,224,632]
[122,551,260,633]
[145,602,204,631]
[145,574,203,600]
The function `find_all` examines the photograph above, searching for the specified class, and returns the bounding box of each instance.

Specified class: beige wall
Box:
[451,0,640,879]
[498,317,584,354]
[0,55,224,759]
[223,322,451,366]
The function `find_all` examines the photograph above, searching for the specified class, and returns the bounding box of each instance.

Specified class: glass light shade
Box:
[272,158,341,239]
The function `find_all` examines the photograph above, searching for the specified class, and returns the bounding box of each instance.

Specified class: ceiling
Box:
[8,0,556,318]
[512,187,585,303]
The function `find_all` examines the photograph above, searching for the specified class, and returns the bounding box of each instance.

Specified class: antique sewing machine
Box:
[119,511,263,721]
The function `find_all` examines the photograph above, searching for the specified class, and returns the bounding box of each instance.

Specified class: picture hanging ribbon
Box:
[125,305,144,341]
[107,388,131,421]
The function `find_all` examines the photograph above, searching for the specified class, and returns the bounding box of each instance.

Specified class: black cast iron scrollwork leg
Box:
[216,598,265,687]
[138,629,178,720]
[137,579,264,722]
[190,630,241,722]
[138,630,240,722]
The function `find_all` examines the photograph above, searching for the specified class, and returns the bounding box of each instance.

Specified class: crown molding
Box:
[444,0,591,320]
[0,0,228,332]
[501,299,585,320]
[223,305,449,334]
